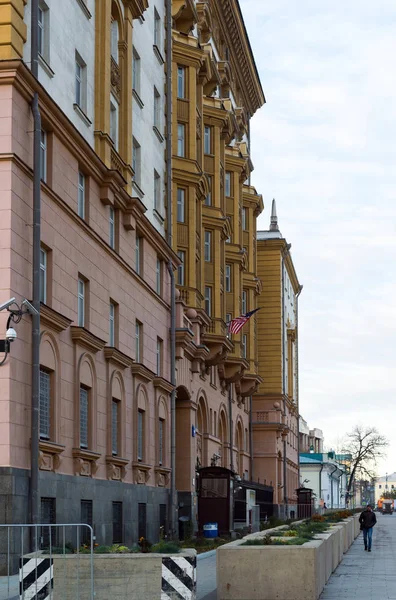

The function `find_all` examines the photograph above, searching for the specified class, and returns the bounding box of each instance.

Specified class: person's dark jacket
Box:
[359,509,377,529]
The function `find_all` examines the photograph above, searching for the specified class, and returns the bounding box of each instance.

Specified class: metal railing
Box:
[0,523,94,600]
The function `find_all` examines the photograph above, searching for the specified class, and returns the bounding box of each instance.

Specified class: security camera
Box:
[5,328,17,342]
[0,298,16,312]
[21,299,39,316]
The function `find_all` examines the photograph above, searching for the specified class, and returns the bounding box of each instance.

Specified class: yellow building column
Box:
[94,0,112,167]
[0,0,27,60]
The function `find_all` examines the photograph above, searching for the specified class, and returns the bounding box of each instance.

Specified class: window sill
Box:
[106,455,129,481]
[132,89,144,108]
[132,180,145,199]
[154,466,171,487]
[153,208,165,224]
[72,448,101,477]
[75,0,92,18]
[132,461,152,485]
[38,54,55,78]
[153,126,164,143]
[153,45,165,65]
[73,103,92,127]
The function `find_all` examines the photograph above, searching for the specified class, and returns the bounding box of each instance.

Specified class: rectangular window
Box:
[132,47,141,95]
[75,53,86,111]
[242,207,247,230]
[40,497,56,549]
[132,137,141,184]
[78,278,85,327]
[138,503,146,540]
[138,410,144,461]
[111,18,119,62]
[225,172,231,197]
[39,369,51,440]
[78,171,85,219]
[242,290,247,315]
[110,97,119,151]
[154,170,161,212]
[226,313,232,325]
[159,418,164,465]
[112,399,119,455]
[80,386,89,448]
[40,247,47,304]
[204,286,212,317]
[204,175,212,206]
[177,250,185,286]
[38,2,49,63]
[156,258,162,295]
[135,320,142,362]
[177,188,185,223]
[156,337,162,376]
[40,129,47,182]
[241,334,247,359]
[204,126,212,154]
[204,231,211,262]
[112,502,123,544]
[135,235,141,275]
[177,66,185,99]
[225,264,231,292]
[154,87,161,130]
[213,411,216,437]
[154,8,161,47]
[177,123,185,157]
[109,301,115,346]
[80,500,93,546]
[109,206,115,249]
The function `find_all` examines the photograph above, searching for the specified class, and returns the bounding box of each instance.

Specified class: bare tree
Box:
[342,426,389,496]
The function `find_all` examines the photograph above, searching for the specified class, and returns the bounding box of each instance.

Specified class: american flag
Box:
[227,308,261,335]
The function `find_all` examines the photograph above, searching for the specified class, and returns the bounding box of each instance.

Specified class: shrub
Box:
[94,545,111,554]
[242,534,272,546]
[151,541,180,554]
[110,544,130,554]
[311,514,326,522]
[283,530,298,537]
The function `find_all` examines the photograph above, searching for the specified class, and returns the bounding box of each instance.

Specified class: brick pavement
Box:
[321,511,396,599]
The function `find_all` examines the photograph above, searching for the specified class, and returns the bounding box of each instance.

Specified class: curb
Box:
[197,549,217,561]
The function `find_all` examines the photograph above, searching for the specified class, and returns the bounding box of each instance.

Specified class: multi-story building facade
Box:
[0,0,176,545]
[253,201,302,518]
[0,0,266,544]
[299,417,324,455]
[170,0,265,531]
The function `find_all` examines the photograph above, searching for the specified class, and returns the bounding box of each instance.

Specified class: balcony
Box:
[173,0,198,34]
[251,410,288,436]
[202,318,233,368]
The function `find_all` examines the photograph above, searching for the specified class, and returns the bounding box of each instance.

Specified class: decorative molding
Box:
[125,0,149,20]
[75,0,92,19]
[70,326,106,353]
[154,466,171,487]
[131,363,155,383]
[39,440,65,472]
[72,448,101,477]
[153,377,174,394]
[132,461,152,484]
[73,103,92,127]
[106,455,129,481]
[172,0,198,34]
[104,347,134,369]
[40,303,72,333]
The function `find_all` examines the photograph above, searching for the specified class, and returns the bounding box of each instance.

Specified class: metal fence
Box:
[0,523,94,600]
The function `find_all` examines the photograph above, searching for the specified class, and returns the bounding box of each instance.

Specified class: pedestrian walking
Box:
[359,504,377,552]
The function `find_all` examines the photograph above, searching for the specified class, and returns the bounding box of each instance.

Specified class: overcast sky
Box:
[240,0,396,477]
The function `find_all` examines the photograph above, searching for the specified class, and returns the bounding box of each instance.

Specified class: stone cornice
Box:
[70,326,106,353]
[124,0,149,20]
[173,37,203,68]
[153,377,174,394]
[131,363,155,383]
[40,303,72,333]
[104,347,134,369]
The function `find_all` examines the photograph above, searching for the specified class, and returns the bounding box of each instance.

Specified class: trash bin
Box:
[203,523,218,538]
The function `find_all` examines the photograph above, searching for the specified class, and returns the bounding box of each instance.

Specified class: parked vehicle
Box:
[380,498,394,514]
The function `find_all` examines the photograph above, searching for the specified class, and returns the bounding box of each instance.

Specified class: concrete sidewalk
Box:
[321,512,396,599]
[197,549,217,600]
[0,574,18,600]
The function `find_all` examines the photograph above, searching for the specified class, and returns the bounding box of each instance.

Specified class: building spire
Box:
[270,198,279,231]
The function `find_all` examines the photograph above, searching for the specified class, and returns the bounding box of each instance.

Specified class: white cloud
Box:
[240,0,396,475]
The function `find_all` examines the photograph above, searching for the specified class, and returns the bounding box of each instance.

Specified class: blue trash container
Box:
[203,523,218,538]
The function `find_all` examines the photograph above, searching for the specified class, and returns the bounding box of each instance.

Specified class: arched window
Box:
[77,355,97,452]
[158,398,167,466]
[137,386,149,463]
[111,17,119,63]
[110,371,125,457]
[39,333,60,442]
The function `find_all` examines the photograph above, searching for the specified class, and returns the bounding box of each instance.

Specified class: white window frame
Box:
[242,290,247,315]
[78,171,85,218]
[111,18,119,63]
[177,188,185,223]
[132,137,141,184]
[38,2,49,63]
[204,231,212,262]
[177,66,185,99]
[138,409,144,461]
[80,386,89,449]
[40,129,47,182]
[177,123,185,157]
[204,175,212,206]
[110,96,119,151]
[225,264,231,293]
[242,207,247,231]
[154,8,161,48]
[154,87,161,130]
[225,171,231,197]
[156,338,162,376]
[132,47,141,95]
[78,278,85,327]
[204,286,212,317]
[241,334,247,359]
[156,258,162,295]
[75,52,86,111]
[135,235,141,275]
[109,206,115,249]
[40,247,47,304]
[204,126,211,155]
[226,313,232,325]
[112,399,119,455]
[154,170,161,212]
[109,302,115,346]
[177,250,185,286]
[135,321,141,362]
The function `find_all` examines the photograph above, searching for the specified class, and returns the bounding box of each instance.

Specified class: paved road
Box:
[197,549,217,600]
[321,511,396,599]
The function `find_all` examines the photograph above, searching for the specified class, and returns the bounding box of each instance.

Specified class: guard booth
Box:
[296,487,313,519]
[197,467,234,535]
[234,480,274,530]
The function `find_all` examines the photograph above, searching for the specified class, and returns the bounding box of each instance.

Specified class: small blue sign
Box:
[192,425,196,438]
